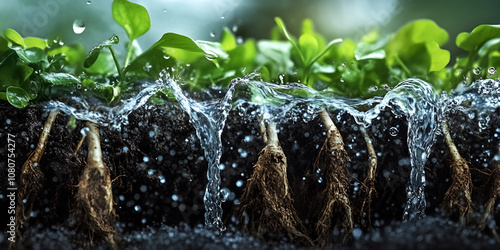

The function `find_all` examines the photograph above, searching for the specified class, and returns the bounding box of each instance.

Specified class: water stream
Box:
[159,73,236,231]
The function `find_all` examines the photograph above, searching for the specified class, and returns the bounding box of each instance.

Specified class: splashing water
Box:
[43,82,165,130]
[158,74,237,231]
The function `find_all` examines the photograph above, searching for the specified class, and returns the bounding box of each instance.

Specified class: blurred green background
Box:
[1,0,499,58]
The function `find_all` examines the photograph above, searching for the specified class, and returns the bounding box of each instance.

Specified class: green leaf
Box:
[426,41,450,72]
[125,32,217,75]
[84,49,118,75]
[24,37,46,49]
[299,33,319,66]
[0,92,6,100]
[15,47,47,63]
[4,29,25,47]
[0,36,8,54]
[274,17,304,63]
[48,44,86,66]
[0,58,34,91]
[40,72,80,86]
[386,20,449,74]
[112,0,151,41]
[84,35,119,68]
[6,86,30,108]
[456,24,500,52]
[221,27,237,51]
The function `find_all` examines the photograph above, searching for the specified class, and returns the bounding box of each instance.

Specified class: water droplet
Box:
[76,84,82,89]
[140,185,147,192]
[341,62,347,67]
[6,119,11,124]
[86,1,91,4]
[473,67,482,75]
[171,194,179,201]
[221,16,225,20]
[232,25,238,32]
[143,62,152,72]
[72,19,86,34]
[163,9,167,13]
[353,228,362,239]
[123,146,129,153]
[134,205,141,212]
[148,169,154,176]
[220,188,229,202]
[159,175,166,184]
[279,75,284,84]
[488,67,497,76]
[210,32,215,38]
[143,156,149,162]
[80,127,90,136]
[163,54,170,60]
[236,180,244,187]
[340,78,345,83]
[389,127,399,136]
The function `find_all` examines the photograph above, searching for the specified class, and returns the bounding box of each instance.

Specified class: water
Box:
[43,82,165,130]
[158,73,236,231]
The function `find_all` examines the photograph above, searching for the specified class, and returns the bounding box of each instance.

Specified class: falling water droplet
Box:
[86,1,91,4]
[221,16,225,20]
[473,67,482,75]
[340,78,345,83]
[163,9,167,13]
[232,25,238,32]
[72,19,86,34]
[210,32,215,38]
[389,127,399,136]
[488,67,497,76]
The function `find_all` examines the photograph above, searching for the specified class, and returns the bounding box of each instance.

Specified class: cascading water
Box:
[159,73,236,231]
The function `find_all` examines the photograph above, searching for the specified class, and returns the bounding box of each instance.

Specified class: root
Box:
[313,109,353,246]
[237,121,313,246]
[440,121,473,224]
[71,121,116,247]
[15,109,59,240]
[478,143,500,239]
[357,125,378,228]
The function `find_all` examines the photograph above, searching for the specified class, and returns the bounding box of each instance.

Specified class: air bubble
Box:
[389,127,399,136]
[488,67,497,76]
[72,19,86,34]
[220,188,229,202]
[473,67,482,75]
[171,194,179,201]
[236,180,244,187]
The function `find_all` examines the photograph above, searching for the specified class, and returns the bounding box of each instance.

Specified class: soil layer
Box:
[0,102,499,249]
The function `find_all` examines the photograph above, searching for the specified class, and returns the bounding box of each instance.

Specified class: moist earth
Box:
[0,101,499,249]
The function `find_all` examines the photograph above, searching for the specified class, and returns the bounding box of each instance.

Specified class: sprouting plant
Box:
[274,17,342,86]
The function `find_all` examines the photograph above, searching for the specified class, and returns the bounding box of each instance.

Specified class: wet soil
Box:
[0,101,499,249]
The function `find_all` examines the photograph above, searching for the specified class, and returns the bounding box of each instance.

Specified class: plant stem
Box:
[124,40,134,69]
[108,47,123,81]
[394,55,412,77]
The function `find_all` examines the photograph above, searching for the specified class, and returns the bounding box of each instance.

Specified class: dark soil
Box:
[0,100,499,249]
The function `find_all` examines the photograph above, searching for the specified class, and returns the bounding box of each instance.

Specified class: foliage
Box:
[1,0,500,108]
